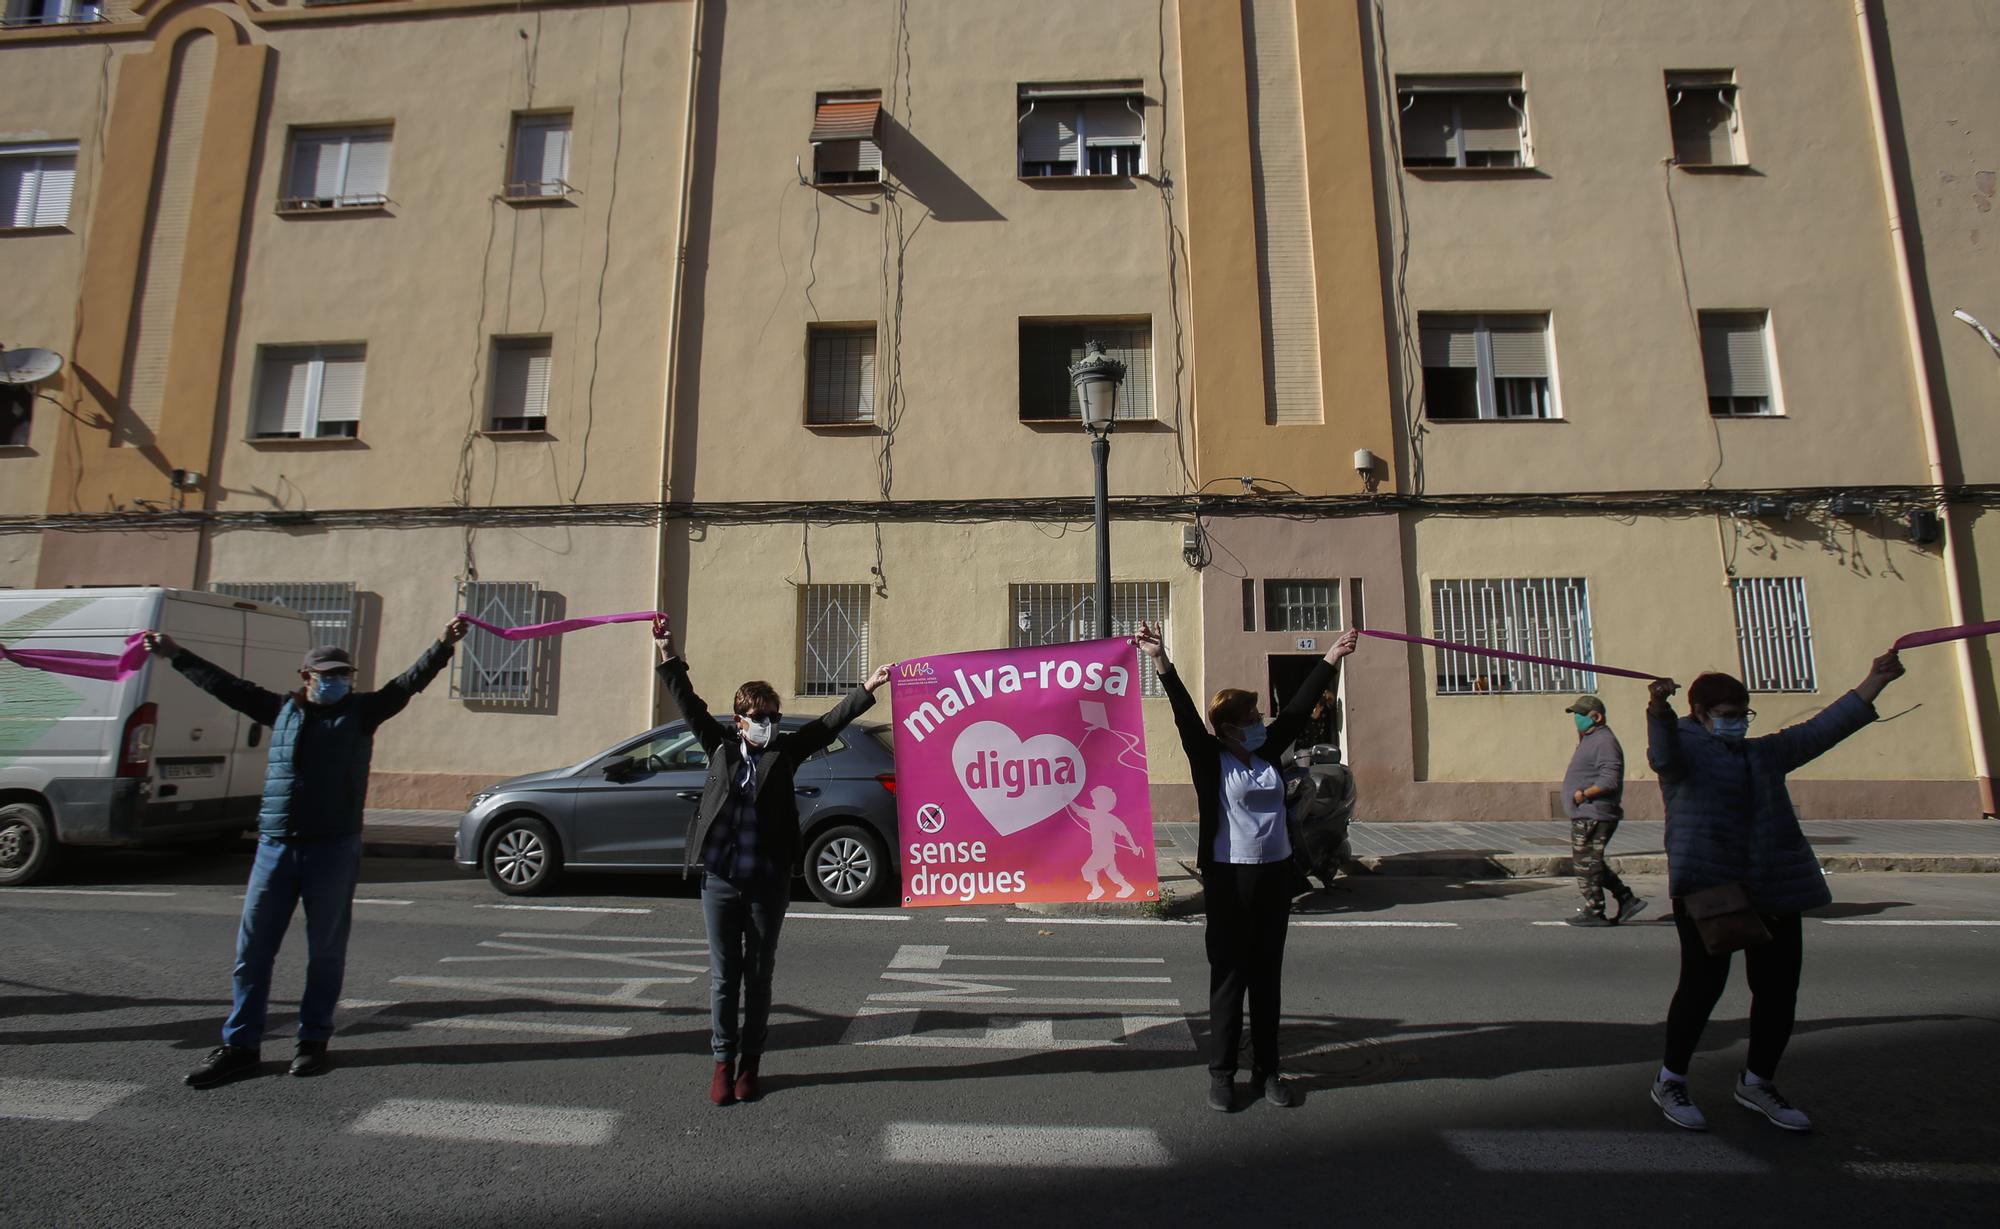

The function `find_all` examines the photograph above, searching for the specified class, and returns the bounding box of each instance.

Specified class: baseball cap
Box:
[1565,694,1606,717]
[302,645,355,673]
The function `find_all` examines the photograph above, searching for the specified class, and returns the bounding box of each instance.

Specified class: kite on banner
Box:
[889,638,1159,908]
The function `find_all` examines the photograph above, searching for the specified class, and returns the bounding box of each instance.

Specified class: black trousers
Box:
[1204,862,1294,1076]
[1663,900,1804,1079]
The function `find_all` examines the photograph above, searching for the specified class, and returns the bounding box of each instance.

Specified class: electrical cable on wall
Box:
[1371,1,1426,496]
[1660,159,1729,490]
[1153,0,1197,495]
[571,4,633,504]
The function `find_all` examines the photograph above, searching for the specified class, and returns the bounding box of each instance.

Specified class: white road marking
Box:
[1818,919,1994,927]
[844,1008,1194,1052]
[477,904,650,915]
[442,938,704,973]
[890,945,1165,971]
[1003,917,1184,926]
[402,1017,633,1039]
[350,1098,619,1146]
[1296,920,1458,928]
[392,975,689,1008]
[884,1123,1171,1169]
[1290,1025,1506,1059]
[338,999,398,1010]
[1442,1129,1766,1174]
[353,898,414,906]
[0,1077,146,1122]
[786,911,910,922]
[2,888,178,898]
[1845,1161,2000,1183]
[944,916,989,923]
[500,932,707,944]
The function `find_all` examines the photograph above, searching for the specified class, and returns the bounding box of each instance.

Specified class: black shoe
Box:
[184,1045,260,1089]
[290,1040,330,1078]
[1257,1072,1293,1108]
[1207,1072,1234,1113]
[1614,892,1650,924]
[1564,909,1612,928]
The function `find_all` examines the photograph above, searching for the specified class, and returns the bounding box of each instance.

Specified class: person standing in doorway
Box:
[146,619,467,1088]
[1561,694,1646,927]
[653,616,891,1106]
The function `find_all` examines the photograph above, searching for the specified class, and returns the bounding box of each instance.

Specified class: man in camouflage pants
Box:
[1562,695,1647,927]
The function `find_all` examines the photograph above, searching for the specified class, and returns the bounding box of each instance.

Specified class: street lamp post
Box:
[1069,340,1127,639]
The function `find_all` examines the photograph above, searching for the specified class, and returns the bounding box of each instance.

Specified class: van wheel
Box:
[483,816,561,896]
[805,824,885,907]
[0,801,60,888]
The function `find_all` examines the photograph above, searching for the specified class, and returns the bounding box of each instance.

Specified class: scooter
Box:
[1285,743,1355,890]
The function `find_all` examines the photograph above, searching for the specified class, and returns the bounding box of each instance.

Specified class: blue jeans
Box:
[222,835,364,1049]
[700,874,790,1062]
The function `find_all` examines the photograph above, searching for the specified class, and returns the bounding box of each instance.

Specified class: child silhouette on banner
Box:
[1069,785,1142,900]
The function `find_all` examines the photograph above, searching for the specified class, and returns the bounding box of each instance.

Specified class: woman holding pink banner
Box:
[1136,621,1358,1112]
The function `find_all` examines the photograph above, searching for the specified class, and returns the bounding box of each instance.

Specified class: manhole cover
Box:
[1282,1031,1416,1082]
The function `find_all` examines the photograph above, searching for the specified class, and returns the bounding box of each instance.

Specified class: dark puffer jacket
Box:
[171,641,453,840]
[1647,691,1877,914]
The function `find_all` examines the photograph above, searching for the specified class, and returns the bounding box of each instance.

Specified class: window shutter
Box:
[1488,324,1549,378]
[314,352,367,424]
[514,116,570,189]
[31,156,74,226]
[856,139,883,173]
[257,354,311,436]
[288,136,338,200]
[1420,320,1478,368]
[520,349,551,419]
[341,131,392,197]
[1458,93,1521,153]
[1082,98,1142,145]
[539,121,570,185]
[1020,106,1078,164]
[1,160,33,227]
[1702,315,1771,397]
[809,328,876,423]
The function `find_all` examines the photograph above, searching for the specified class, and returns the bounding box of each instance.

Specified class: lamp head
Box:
[1068,339,1127,432]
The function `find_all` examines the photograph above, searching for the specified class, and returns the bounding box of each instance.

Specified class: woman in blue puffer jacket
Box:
[1643,649,1905,1135]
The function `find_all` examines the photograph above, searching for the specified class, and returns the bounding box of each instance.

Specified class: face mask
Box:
[1708,716,1749,742]
[310,675,352,705]
[1573,714,1594,734]
[1233,722,1268,752]
[741,717,777,748]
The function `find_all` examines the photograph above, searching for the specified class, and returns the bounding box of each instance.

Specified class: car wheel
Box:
[0,800,60,888]
[483,815,562,896]
[805,823,885,907]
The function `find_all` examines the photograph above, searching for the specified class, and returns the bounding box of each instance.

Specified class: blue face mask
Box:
[1709,716,1749,741]
[1233,722,1268,752]
[310,675,352,705]
[1573,713,1594,734]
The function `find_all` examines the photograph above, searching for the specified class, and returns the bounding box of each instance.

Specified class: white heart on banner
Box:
[948,720,1086,837]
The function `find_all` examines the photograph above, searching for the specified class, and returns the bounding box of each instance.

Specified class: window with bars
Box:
[1700,311,1776,417]
[1264,579,1341,632]
[1018,320,1154,422]
[799,584,870,697]
[281,125,392,211]
[1420,313,1554,420]
[210,582,359,653]
[2,0,101,28]
[812,92,883,186]
[1732,577,1816,692]
[507,111,573,198]
[1431,577,1595,695]
[1,142,78,229]
[252,345,366,439]
[1011,581,1169,697]
[1667,72,1743,167]
[455,581,543,703]
[806,325,877,425]
[1397,77,1528,169]
[489,336,552,431]
[1017,83,1145,178]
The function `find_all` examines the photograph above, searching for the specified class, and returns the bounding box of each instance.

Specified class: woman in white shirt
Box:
[1135,622,1359,1112]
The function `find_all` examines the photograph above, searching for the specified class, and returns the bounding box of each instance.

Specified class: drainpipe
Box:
[650,0,705,725]
[1854,0,1996,816]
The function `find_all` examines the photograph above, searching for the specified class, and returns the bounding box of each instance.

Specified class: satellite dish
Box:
[0,348,64,385]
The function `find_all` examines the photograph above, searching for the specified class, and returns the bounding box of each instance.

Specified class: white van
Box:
[0,587,312,886]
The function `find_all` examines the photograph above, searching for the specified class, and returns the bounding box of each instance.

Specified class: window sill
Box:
[812,179,883,194]
[804,419,879,431]
[1672,162,1762,176]
[275,203,392,219]
[1018,173,1144,187]
[0,224,72,236]
[247,435,367,449]
[500,193,578,208]
[480,427,554,439]
[1020,416,1169,432]
[1423,415,1564,425]
[1710,413,1786,420]
[1402,165,1547,180]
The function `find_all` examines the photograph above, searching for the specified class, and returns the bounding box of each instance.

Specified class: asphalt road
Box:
[4,852,1997,1228]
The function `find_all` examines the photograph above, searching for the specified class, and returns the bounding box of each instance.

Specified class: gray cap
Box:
[302,645,354,673]
[1565,694,1606,717]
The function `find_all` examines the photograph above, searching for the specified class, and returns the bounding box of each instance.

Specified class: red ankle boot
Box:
[733,1056,760,1103]
[710,1059,736,1106]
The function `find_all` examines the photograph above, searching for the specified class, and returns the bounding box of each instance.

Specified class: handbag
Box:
[1681,883,1772,955]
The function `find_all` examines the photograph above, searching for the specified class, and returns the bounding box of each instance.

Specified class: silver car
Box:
[454,718,900,907]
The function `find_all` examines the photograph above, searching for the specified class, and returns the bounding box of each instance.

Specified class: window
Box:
[1667,71,1743,166]
[281,126,392,210]
[507,111,573,198]
[488,336,552,432]
[455,581,542,703]
[1431,577,1594,695]
[2,0,101,27]
[1018,319,1153,422]
[1397,77,1527,169]
[799,584,870,697]
[806,325,876,426]
[1264,580,1341,633]
[1420,314,1553,420]
[1701,311,1776,416]
[1012,581,1169,697]
[1,142,78,229]
[253,345,366,439]
[1731,577,1815,693]
[1017,83,1145,177]
[811,92,882,186]
[1241,578,1257,632]
[1,384,30,447]
[210,582,358,654]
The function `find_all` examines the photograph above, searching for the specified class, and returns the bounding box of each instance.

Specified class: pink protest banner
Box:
[890,637,1158,908]
[458,610,663,640]
[0,633,151,682]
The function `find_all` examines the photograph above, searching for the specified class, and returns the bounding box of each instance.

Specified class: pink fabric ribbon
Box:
[1358,628,1664,682]
[1893,620,2000,651]
[0,632,152,682]
[457,610,664,640]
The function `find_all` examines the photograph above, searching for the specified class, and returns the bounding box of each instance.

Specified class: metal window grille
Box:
[1010,581,1168,697]
[1430,577,1595,695]
[1732,577,1816,693]
[454,581,541,703]
[806,326,877,425]
[1264,579,1341,633]
[1018,321,1154,421]
[799,584,871,697]
[210,582,358,653]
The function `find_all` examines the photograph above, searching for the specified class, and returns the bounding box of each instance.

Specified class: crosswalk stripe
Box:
[1003,917,1183,926]
[400,1017,633,1039]
[884,1122,1171,1168]
[0,1077,146,1122]
[350,1098,619,1146]
[2,888,178,898]
[1442,1129,1766,1174]
[788,911,911,922]
[477,904,650,915]
[1295,920,1458,928]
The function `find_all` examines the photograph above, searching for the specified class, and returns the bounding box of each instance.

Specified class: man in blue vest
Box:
[144,618,466,1088]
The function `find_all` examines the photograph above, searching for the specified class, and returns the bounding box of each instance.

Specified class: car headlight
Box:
[470,792,495,810]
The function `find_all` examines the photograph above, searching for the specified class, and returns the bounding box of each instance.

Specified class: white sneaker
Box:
[1651,1078,1708,1131]
[1734,1077,1812,1132]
